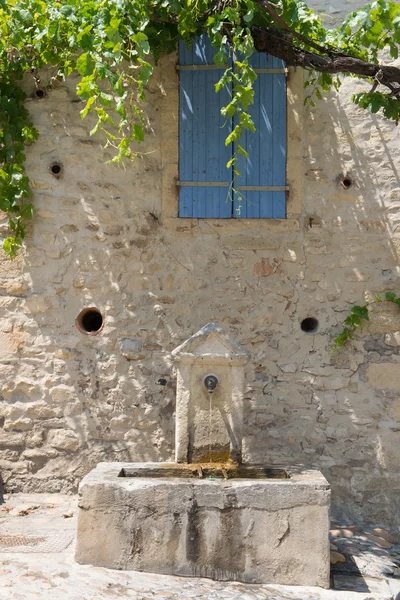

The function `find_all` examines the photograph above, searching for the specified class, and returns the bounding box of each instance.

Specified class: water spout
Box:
[204,376,218,463]
[204,375,218,394]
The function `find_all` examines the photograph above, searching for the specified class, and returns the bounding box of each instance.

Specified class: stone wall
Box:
[1,0,400,527]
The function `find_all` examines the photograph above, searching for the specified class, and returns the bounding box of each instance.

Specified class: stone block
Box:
[110,415,131,430]
[0,431,25,448]
[343,270,370,282]
[390,398,400,421]
[119,338,145,360]
[385,332,400,347]
[367,364,400,391]
[47,429,80,452]
[4,418,33,431]
[368,303,400,334]
[50,386,75,404]
[22,447,59,459]
[76,462,330,588]
[25,402,63,419]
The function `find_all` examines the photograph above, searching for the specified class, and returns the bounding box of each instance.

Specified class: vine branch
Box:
[251,26,400,94]
[258,0,337,56]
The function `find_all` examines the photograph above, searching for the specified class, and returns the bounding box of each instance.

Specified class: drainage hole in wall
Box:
[76,308,103,335]
[34,88,46,99]
[301,317,319,334]
[50,162,63,178]
[341,177,352,190]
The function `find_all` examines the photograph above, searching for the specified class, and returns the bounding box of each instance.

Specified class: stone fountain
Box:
[75,323,330,587]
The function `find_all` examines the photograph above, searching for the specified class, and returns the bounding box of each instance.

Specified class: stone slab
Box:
[75,462,331,588]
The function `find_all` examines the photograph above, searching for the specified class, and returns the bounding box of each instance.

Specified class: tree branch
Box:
[251,25,400,93]
[258,0,333,55]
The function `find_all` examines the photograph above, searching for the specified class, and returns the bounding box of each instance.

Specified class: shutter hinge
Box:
[237,185,289,191]
[176,64,228,71]
[253,68,288,74]
[177,181,230,187]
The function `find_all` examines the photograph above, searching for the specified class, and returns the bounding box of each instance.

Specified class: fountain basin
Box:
[76,462,330,587]
[119,463,289,479]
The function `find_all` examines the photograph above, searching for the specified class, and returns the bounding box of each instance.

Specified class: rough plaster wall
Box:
[0,0,400,527]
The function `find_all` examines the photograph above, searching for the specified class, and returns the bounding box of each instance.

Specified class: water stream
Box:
[208,392,212,463]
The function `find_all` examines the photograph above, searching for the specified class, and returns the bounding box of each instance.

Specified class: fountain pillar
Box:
[172,323,250,464]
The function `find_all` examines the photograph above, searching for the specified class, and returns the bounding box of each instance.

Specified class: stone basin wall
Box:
[0,0,400,527]
[76,463,331,587]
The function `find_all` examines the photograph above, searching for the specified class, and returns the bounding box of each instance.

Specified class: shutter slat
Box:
[234,51,287,218]
[207,66,220,218]
[179,70,194,217]
[259,72,274,218]
[271,72,286,218]
[192,69,206,216]
[179,36,232,218]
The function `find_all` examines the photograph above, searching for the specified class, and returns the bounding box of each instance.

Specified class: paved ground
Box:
[0,494,399,600]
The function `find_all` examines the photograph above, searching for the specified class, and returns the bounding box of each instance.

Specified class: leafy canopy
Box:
[0,0,399,255]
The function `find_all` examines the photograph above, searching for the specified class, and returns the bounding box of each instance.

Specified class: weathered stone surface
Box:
[76,462,330,588]
[364,534,393,549]
[4,418,33,432]
[372,528,399,544]
[367,364,400,391]
[47,430,80,452]
[119,337,145,360]
[0,0,398,532]
[384,332,400,347]
[0,431,25,448]
[330,551,346,565]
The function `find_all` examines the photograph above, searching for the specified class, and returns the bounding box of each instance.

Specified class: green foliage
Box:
[384,291,400,306]
[332,292,400,348]
[0,0,398,254]
[331,0,400,61]
[353,91,400,123]
[333,304,369,347]
[0,80,38,257]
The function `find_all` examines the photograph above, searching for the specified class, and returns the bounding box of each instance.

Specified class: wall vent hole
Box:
[76,308,104,335]
[341,177,352,190]
[34,88,46,99]
[301,317,319,334]
[50,162,63,178]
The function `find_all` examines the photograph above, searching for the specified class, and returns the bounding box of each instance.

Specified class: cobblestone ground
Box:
[0,494,399,600]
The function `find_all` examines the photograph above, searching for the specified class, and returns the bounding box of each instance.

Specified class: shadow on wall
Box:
[0,70,178,493]
[0,472,4,504]
[0,65,400,531]
[270,81,400,527]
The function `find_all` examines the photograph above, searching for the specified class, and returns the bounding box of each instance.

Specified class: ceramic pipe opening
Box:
[50,162,63,179]
[76,307,104,336]
[300,317,319,334]
[341,176,352,190]
[34,88,46,99]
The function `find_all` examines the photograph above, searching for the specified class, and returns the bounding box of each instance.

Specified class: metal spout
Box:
[204,375,218,394]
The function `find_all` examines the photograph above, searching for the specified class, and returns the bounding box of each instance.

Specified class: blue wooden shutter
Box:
[178,36,233,218]
[233,53,287,218]
[178,36,287,219]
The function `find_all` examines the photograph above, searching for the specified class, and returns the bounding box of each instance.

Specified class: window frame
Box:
[158,47,303,232]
